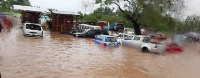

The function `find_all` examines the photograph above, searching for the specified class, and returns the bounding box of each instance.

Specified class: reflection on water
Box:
[0,27,200,78]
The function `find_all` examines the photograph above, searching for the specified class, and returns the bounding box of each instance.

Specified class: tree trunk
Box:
[127,15,142,35]
[114,2,142,35]
[133,21,142,35]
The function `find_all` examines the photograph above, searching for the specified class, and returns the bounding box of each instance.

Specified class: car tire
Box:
[142,47,150,53]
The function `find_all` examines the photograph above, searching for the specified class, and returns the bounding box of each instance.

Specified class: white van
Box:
[23,23,44,37]
[89,26,101,30]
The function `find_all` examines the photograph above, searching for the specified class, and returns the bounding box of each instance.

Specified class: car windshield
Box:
[125,36,133,40]
[105,37,117,42]
[82,29,90,33]
[26,24,41,31]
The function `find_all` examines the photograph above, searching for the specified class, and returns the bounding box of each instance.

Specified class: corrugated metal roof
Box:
[13,5,79,15]
[13,5,50,13]
[51,10,79,15]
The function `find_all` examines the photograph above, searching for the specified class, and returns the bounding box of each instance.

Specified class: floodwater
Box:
[0,26,200,78]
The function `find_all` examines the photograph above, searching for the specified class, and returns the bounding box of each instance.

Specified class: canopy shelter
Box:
[13,5,49,23]
[50,10,79,33]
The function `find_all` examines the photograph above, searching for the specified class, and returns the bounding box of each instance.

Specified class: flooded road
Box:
[0,27,200,78]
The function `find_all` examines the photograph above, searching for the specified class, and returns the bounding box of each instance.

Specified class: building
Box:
[50,10,79,32]
[13,5,79,33]
[13,5,49,23]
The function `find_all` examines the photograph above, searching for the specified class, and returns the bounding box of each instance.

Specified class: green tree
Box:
[96,0,185,35]
[181,15,200,33]
[0,0,30,11]
[82,14,99,22]
[93,6,114,15]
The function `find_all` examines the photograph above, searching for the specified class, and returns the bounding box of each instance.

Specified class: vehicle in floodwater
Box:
[92,35,118,47]
[82,29,109,38]
[22,23,44,37]
[165,42,184,52]
[121,35,165,53]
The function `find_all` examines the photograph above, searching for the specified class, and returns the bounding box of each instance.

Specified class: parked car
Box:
[89,25,101,30]
[82,29,109,38]
[23,23,44,37]
[92,35,118,47]
[121,35,165,53]
[165,42,183,52]
[185,32,200,41]
[174,34,187,42]
[109,23,117,30]
[115,23,124,31]
[124,28,134,35]
[69,29,84,35]
[73,29,91,37]
[150,33,167,40]
[115,33,129,44]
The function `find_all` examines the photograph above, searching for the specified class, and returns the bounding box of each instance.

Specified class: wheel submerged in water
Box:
[142,47,150,53]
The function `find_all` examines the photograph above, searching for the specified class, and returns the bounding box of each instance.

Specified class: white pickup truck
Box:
[121,35,165,53]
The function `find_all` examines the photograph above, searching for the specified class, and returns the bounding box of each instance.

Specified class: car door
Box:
[122,36,134,46]
[131,36,142,48]
[94,36,103,44]
[87,30,94,37]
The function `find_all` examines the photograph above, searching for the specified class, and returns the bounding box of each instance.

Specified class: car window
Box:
[125,36,133,40]
[133,37,141,41]
[142,37,150,43]
[87,30,94,34]
[105,37,117,42]
[95,36,103,41]
[26,24,41,31]
[171,43,178,47]
[118,34,123,37]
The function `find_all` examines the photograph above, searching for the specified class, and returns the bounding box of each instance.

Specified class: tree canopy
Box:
[0,0,30,11]
[95,0,185,35]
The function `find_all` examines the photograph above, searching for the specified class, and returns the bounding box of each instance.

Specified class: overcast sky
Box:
[29,0,200,16]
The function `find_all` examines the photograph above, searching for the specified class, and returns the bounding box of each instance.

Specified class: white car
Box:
[115,33,129,44]
[121,35,165,53]
[23,23,44,37]
[124,28,134,35]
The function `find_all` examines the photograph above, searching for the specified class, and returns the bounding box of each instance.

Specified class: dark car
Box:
[62,29,84,35]
[115,23,124,31]
[70,29,84,35]
[73,29,91,37]
[83,29,109,38]
[185,32,200,41]
[151,34,167,40]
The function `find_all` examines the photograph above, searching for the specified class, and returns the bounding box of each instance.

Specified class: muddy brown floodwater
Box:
[0,26,200,78]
